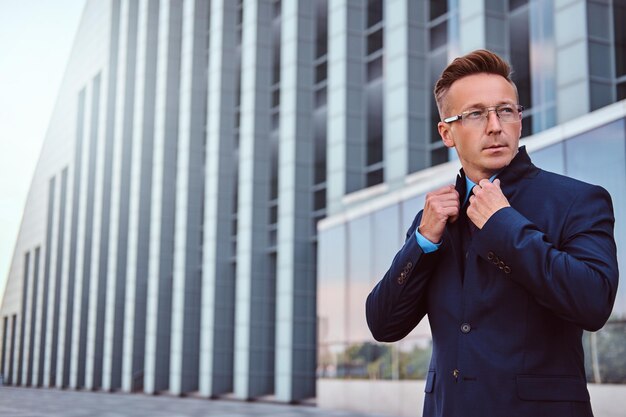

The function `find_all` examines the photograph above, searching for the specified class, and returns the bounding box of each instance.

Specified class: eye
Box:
[465,110,483,119]
[498,105,515,114]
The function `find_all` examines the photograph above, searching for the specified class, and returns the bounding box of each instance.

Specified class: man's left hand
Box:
[467,179,510,229]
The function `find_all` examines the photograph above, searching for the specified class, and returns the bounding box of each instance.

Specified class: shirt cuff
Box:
[415,228,441,253]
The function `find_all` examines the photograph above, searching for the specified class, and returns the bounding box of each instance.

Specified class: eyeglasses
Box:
[443,104,524,127]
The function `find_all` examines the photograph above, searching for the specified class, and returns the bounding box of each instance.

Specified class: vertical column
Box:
[54,167,72,388]
[42,174,59,387]
[1,317,6,380]
[456,0,506,55]
[199,0,238,398]
[275,0,316,402]
[233,0,273,400]
[121,0,159,393]
[529,0,556,132]
[43,168,68,387]
[144,0,183,394]
[7,315,16,384]
[457,0,487,54]
[169,0,208,396]
[26,247,41,386]
[85,0,121,391]
[325,0,366,214]
[102,0,139,391]
[31,176,56,386]
[16,251,30,385]
[69,73,101,389]
[80,72,104,389]
[554,0,590,122]
[57,89,86,388]
[383,0,430,184]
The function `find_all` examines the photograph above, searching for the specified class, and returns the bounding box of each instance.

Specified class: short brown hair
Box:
[434,49,516,118]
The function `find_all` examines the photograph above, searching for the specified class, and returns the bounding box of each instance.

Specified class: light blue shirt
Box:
[415,174,498,253]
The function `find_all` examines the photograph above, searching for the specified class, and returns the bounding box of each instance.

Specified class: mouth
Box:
[484,144,506,151]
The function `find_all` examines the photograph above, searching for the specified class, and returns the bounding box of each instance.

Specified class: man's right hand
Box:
[418,185,460,244]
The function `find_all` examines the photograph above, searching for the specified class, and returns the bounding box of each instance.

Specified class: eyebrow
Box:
[461,100,516,111]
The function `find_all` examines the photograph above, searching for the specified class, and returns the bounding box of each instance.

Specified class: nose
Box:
[485,108,502,134]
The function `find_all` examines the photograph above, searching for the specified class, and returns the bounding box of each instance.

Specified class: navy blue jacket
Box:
[366,147,619,417]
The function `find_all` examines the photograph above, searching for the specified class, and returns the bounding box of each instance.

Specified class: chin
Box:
[484,155,513,170]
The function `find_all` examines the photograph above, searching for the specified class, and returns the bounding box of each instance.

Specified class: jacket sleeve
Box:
[366,211,440,342]
[474,186,619,331]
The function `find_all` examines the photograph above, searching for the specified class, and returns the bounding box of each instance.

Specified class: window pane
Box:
[316,0,328,58]
[318,225,347,345]
[430,0,447,20]
[367,56,383,81]
[509,7,531,109]
[431,145,448,165]
[618,81,626,101]
[368,0,383,27]
[509,0,528,11]
[315,61,327,83]
[366,82,384,165]
[367,28,384,55]
[564,120,626,319]
[372,205,402,280]
[614,0,626,76]
[429,21,447,50]
[348,216,373,343]
[366,168,383,187]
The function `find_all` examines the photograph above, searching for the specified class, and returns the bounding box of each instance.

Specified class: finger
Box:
[426,192,460,208]
[478,179,490,188]
[493,178,501,189]
[430,184,456,196]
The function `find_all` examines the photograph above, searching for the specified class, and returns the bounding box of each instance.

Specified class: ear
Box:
[438,121,455,148]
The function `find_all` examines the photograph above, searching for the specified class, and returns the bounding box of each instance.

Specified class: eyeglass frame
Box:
[442,104,525,125]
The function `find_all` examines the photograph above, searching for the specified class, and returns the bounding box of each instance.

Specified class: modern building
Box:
[1,0,625,411]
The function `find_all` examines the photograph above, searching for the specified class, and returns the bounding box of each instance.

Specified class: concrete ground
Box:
[0,386,388,417]
[2,384,625,417]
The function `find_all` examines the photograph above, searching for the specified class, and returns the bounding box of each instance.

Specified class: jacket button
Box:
[487,251,495,260]
[461,323,471,334]
[504,266,511,274]
[407,262,413,268]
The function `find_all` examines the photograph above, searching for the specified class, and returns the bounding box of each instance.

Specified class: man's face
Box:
[437,73,522,183]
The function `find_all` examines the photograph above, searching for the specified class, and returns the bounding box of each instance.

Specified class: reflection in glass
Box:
[348,216,372,343]
[618,82,626,101]
[430,0,447,20]
[373,205,401,281]
[316,0,328,58]
[317,225,347,346]
[367,0,383,27]
[613,0,626,77]
[366,81,384,178]
[509,5,531,116]
[565,119,626,318]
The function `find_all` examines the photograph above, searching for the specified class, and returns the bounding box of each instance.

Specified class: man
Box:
[365,50,619,417]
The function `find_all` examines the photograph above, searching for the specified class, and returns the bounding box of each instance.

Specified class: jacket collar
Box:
[454,145,538,203]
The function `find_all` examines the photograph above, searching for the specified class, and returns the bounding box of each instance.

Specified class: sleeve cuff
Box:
[415,229,441,253]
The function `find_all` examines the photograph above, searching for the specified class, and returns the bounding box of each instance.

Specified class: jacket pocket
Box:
[424,370,436,393]
[516,375,590,402]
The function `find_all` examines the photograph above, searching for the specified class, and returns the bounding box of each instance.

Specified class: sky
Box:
[0,0,86,294]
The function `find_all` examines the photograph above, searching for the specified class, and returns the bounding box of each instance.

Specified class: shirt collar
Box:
[464,173,498,205]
